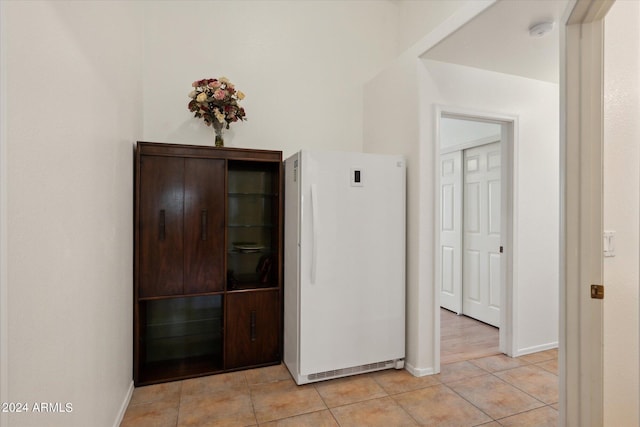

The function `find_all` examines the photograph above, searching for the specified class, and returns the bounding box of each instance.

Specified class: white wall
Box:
[0,1,476,425]
[363,2,495,375]
[364,55,427,373]
[603,1,640,425]
[395,0,472,53]
[365,57,559,373]
[141,1,483,158]
[141,0,399,159]
[417,61,559,359]
[2,1,142,426]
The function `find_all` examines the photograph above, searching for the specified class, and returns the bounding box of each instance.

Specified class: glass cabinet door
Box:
[139,295,223,382]
[227,162,279,290]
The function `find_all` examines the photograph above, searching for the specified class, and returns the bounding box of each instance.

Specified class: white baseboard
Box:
[405,362,437,377]
[514,341,559,358]
[113,380,134,427]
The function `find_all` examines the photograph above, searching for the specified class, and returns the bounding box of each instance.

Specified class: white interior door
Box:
[439,151,462,313]
[462,142,501,327]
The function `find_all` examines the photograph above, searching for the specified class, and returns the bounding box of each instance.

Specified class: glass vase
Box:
[213,125,225,147]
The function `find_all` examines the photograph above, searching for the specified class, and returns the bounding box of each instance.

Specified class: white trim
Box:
[404,362,436,378]
[434,105,518,369]
[514,342,560,358]
[439,107,515,124]
[0,0,9,425]
[562,0,614,425]
[559,3,572,424]
[112,380,134,427]
[439,134,501,155]
[500,119,518,358]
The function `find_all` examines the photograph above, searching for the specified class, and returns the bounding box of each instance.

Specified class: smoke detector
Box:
[529,21,554,38]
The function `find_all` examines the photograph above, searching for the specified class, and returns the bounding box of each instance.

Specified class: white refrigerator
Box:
[283,150,406,385]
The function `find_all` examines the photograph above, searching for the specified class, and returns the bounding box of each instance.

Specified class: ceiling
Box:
[422,0,571,83]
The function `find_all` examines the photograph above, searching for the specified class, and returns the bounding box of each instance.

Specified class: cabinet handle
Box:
[250,310,256,342]
[201,209,207,241]
[159,210,166,241]
[310,183,318,284]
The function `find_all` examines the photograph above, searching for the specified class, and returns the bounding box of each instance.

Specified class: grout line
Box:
[438,359,558,423]
[439,379,498,423]
[172,380,183,427]
[387,394,424,427]
[123,351,557,425]
[493,403,559,423]
[489,369,558,407]
[243,371,260,427]
[327,408,342,427]
[311,380,330,409]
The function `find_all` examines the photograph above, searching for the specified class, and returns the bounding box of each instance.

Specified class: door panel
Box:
[488,180,501,234]
[465,249,481,301]
[442,183,454,231]
[439,151,463,313]
[466,181,480,232]
[441,246,455,294]
[139,156,184,297]
[462,142,501,327]
[489,253,501,308]
[184,158,225,294]
[225,291,280,369]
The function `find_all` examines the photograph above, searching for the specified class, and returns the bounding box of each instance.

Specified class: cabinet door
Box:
[227,162,281,290]
[225,291,280,369]
[184,158,225,294]
[139,156,184,297]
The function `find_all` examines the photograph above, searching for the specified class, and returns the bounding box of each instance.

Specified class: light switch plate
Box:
[603,231,615,257]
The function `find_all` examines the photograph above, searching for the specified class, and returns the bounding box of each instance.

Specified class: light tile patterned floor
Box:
[122,310,558,426]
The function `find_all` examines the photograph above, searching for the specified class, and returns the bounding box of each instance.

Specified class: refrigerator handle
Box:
[310,183,318,284]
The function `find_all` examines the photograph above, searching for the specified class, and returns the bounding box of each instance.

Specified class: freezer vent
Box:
[307,360,396,382]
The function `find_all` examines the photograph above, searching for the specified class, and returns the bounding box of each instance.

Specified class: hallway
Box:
[440,308,501,365]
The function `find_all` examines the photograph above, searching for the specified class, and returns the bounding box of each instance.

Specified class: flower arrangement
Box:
[188,77,246,146]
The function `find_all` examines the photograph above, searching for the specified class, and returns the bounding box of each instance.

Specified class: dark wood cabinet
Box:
[134,142,282,386]
[182,158,225,295]
[138,155,185,297]
[138,156,225,297]
[225,290,280,369]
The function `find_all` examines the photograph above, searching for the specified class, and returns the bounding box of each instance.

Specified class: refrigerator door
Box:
[297,150,405,377]
[283,152,302,380]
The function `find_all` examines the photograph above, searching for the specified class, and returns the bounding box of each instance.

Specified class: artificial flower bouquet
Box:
[188,77,246,130]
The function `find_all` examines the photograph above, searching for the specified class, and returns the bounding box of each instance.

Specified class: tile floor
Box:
[440,308,500,365]
[121,352,558,426]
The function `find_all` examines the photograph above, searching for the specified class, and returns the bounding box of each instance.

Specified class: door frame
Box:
[561,0,614,425]
[0,1,8,424]
[434,106,517,366]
